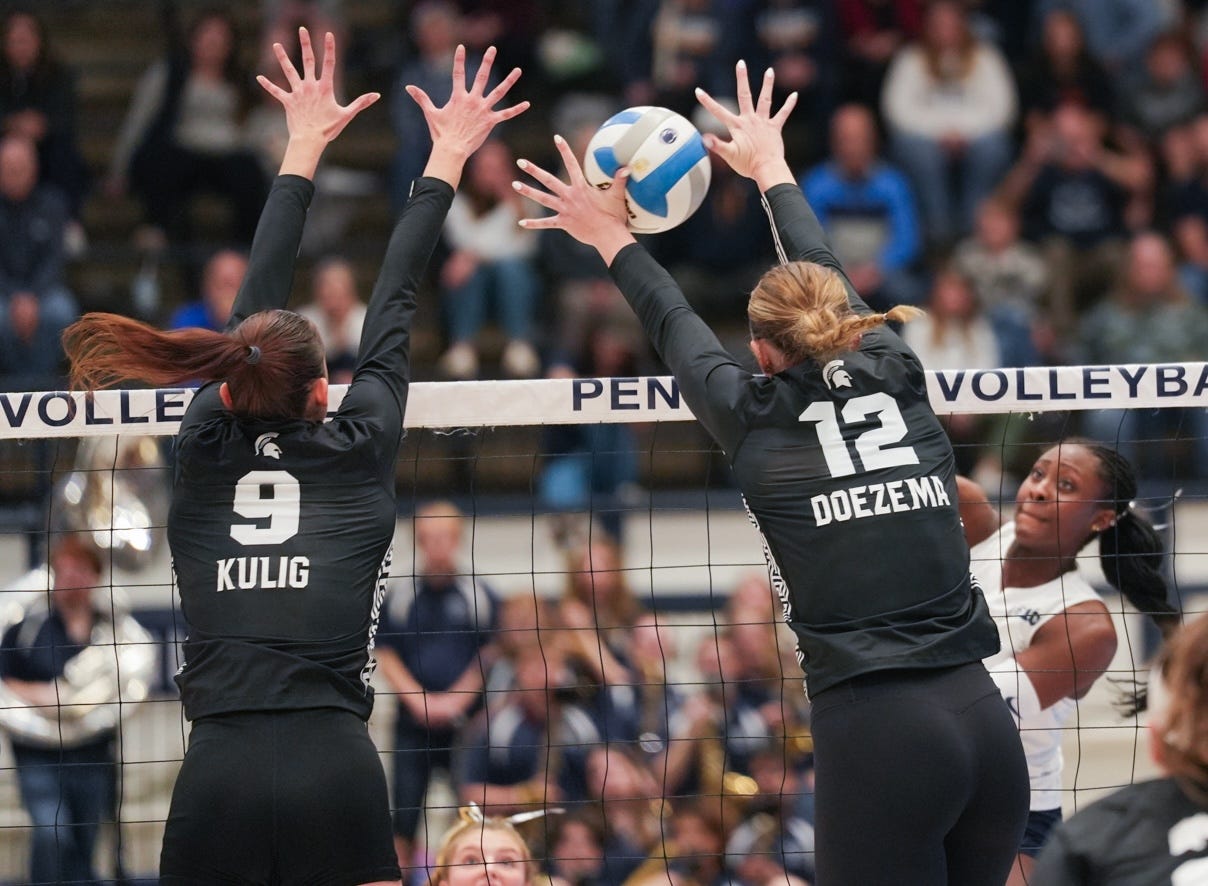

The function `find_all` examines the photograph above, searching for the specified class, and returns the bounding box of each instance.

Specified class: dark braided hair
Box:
[1069,438,1182,715]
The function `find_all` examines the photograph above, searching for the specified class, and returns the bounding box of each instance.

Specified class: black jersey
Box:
[1031,778,1208,885]
[169,174,454,721]
[609,183,998,695]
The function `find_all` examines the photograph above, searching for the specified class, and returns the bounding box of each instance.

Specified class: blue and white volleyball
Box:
[583,106,711,234]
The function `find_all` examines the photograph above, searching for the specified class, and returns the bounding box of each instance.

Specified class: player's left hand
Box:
[258,28,379,145]
[514,134,635,264]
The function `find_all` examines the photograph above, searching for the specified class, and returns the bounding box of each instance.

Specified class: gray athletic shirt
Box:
[608,183,999,696]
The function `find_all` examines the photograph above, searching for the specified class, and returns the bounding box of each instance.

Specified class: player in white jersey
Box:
[958,438,1180,886]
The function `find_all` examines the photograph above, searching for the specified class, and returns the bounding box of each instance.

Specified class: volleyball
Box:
[583,106,712,234]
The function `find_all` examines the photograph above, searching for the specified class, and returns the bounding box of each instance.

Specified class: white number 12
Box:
[799,393,920,478]
[230,470,301,545]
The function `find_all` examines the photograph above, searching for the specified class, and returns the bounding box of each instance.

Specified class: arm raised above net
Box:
[347,45,528,421]
[228,28,380,329]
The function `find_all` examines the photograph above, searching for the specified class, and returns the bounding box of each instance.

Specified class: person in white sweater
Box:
[881,0,1016,245]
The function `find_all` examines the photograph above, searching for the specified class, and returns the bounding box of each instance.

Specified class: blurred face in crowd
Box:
[831,105,877,179]
[630,613,675,676]
[572,541,623,606]
[513,646,562,721]
[929,271,978,321]
[550,820,604,883]
[416,509,463,579]
[413,2,460,58]
[314,260,359,325]
[51,542,101,614]
[1147,36,1190,87]
[190,14,234,71]
[443,825,530,886]
[468,140,514,200]
[1052,105,1100,171]
[0,136,37,201]
[4,13,41,71]
[924,1,967,52]
[202,250,248,326]
[1126,234,1175,301]
[975,201,1019,252]
[1042,10,1083,64]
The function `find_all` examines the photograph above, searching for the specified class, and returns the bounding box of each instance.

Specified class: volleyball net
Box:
[0,363,1203,881]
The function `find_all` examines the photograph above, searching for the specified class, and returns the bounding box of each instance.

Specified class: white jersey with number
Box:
[970,522,1102,811]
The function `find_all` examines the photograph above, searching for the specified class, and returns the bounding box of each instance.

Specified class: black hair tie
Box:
[246,345,261,365]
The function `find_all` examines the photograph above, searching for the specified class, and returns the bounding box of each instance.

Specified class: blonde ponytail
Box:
[748,263,923,365]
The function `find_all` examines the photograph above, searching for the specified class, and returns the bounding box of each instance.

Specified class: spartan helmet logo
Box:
[823,360,853,390]
[254,432,282,460]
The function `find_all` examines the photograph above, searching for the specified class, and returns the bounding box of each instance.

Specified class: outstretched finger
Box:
[405,84,437,116]
[703,132,738,167]
[299,27,316,80]
[518,214,565,231]
[451,44,466,93]
[734,59,754,115]
[553,134,586,186]
[772,91,798,128]
[485,66,522,107]
[516,157,568,195]
[256,74,289,104]
[695,87,738,128]
[494,100,530,123]
[757,67,775,117]
[471,45,497,96]
[321,31,337,84]
[344,91,381,118]
[510,179,561,212]
[273,42,301,88]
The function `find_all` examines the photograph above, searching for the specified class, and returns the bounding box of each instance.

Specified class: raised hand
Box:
[695,60,798,191]
[409,45,529,188]
[513,134,636,265]
[258,28,380,147]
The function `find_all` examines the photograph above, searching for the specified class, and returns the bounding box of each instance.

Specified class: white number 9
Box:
[230,470,301,545]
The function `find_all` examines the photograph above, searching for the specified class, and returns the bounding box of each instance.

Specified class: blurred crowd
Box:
[376,502,815,886]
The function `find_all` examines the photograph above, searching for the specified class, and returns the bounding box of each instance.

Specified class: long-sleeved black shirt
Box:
[609,182,998,696]
[168,174,453,721]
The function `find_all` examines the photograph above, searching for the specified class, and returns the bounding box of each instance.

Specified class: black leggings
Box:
[809,662,1029,885]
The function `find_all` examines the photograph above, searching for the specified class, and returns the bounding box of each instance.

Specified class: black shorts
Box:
[160,708,400,886]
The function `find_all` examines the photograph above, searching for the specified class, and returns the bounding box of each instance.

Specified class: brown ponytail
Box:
[748,261,923,365]
[63,309,326,421]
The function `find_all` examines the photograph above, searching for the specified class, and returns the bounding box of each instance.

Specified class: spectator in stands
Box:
[881,0,1016,246]
[299,255,365,384]
[540,322,642,540]
[650,0,728,116]
[1173,213,1208,304]
[167,248,246,332]
[583,745,663,885]
[746,0,838,163]
[1031,612,1208,884]
[1033,0,1173,75]
[1006,102,1146,335]
[391,2,480,210]
[455,641,601,813]
[724,742,817,886]
[1017,8,1114,129]
[654,802,730,886]
[1116,31,1205,148]
[430,805,539,886]
[801,103,923,312]
[0,133,75,389]
[902,267,1005,480]
[953,197,1048,367]
[438,138,541,379]
[546,810,608,886]
[1075,232,1208,478]
[0,8,88,226]
[0,535,117,886]
[107,4,268,248]
[836,0,923,108]
[692,629,778,779]
[377,500,498,874]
